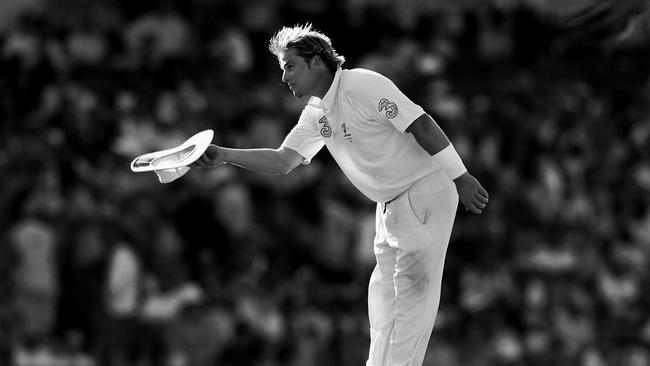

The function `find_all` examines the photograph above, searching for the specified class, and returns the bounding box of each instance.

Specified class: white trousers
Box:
[366,171,458,366]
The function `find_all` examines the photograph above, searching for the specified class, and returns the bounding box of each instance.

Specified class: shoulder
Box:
[341,68,391,87]
[298,104,321,123]
[340,68,397,97]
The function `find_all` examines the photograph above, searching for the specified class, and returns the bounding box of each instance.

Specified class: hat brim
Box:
[131,130,214,172]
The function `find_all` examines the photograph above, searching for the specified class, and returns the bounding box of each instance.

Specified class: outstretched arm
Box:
[406,113,489,214]
[191,145,304,175]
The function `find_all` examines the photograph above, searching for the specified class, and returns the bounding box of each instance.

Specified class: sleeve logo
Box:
[378,98,398,119]
[318,116,332,138]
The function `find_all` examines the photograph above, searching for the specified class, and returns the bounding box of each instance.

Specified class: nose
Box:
[282,70,288,83]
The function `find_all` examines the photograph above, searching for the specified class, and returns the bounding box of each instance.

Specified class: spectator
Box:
[10,218,59,342]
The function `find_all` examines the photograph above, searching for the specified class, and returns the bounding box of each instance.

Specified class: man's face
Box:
[280,48,317,99]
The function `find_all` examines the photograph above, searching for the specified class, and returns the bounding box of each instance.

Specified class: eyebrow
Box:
[280,60,293,70]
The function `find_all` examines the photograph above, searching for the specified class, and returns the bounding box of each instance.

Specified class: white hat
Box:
[131,129,214,183]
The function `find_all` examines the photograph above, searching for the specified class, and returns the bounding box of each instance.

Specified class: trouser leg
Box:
[367,203,397,366]
[367,173,458,366]
[391,231,452,366]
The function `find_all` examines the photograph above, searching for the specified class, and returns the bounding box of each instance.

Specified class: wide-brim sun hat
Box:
[130,129,214,183]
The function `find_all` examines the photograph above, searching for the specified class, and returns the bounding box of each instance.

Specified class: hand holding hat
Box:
[130,130,214,183]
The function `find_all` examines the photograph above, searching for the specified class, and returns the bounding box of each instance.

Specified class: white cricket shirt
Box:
[281,67,444,203]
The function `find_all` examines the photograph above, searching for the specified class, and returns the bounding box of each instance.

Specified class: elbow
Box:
[276,147,302,175]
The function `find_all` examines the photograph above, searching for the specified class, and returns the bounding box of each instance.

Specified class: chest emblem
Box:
[318,116,332,138]
[341,123,353,143]
[378,98,398,119]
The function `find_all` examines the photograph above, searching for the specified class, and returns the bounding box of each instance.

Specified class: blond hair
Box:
[268,23,345,73]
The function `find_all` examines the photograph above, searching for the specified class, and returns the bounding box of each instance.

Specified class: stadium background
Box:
[1,0,650,365]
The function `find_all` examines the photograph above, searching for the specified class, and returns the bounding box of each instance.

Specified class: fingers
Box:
[191,154,212,168]
[192,145,221,169]
[463,202,482,214]
[474,195,488,207]
[463,192,489,214]
[472,186,489,214]
[456,174,489,214]
[189,158,203,168]
[479,186,489,199]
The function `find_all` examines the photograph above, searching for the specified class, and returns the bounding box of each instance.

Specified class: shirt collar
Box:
[307,67,342,111]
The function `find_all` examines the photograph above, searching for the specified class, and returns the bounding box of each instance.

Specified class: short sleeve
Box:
[350,70,425,133]
[280,107,325,164]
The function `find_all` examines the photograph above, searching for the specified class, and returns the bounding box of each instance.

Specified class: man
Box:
[193,23,489,366]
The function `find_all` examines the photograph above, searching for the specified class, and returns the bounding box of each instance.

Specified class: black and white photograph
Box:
[1,0,649,365]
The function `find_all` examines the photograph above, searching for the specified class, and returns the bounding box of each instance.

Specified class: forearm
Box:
[408,113,467,179]
[406,113,451,155]
[220,147,294,175]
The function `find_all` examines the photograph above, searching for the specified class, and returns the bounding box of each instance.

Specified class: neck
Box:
[313,70,335,99]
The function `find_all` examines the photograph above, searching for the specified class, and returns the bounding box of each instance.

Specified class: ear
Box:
[309,55,322,69]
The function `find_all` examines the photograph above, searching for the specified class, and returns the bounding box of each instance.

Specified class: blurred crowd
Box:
[1,0,650,365]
